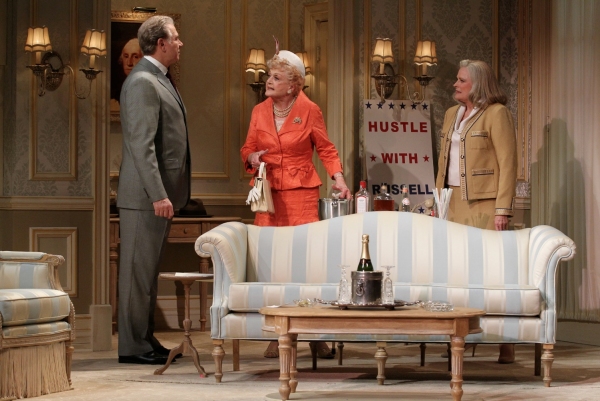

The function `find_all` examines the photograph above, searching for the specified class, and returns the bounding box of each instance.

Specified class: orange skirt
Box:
[254,187,320,227]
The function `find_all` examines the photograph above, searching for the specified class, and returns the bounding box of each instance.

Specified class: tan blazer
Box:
[435,103,517,216]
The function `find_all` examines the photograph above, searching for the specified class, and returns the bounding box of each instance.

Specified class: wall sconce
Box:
[25,26,106,99]
[371,38,396,102]
[413,40,437,87]
[245,48,267,104]
[371,37,438,104]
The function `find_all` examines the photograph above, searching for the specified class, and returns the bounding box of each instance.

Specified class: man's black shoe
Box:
[154,345,183,359]
[118,351,170,365]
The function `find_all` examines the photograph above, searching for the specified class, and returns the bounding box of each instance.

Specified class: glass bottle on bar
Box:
[373,184,394,211]
[401,184,411,212]
[357,234,374,272]
[355,180,371,213]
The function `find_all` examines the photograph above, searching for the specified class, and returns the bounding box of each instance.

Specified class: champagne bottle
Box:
[357,234,374,271]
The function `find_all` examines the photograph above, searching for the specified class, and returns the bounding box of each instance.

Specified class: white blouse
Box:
[447,106,479,186]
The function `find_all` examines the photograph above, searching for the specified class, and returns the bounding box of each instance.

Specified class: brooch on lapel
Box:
[293,117,302,124]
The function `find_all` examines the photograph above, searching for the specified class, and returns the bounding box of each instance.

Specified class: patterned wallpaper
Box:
[3,0,521,199]
[4,0,94,197]
[361,0,518,172]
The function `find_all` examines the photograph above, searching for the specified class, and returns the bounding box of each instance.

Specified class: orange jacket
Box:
[240,91,343,190]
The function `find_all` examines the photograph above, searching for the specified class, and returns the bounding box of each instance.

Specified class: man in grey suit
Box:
[117,15,190,365]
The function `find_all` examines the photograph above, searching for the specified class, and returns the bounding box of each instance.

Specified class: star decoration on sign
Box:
[388,102,395,109]
[400,103,406,109]
[370,155,377,162]
[411,103,418,110]
[422,103,428,110]
[377,102,384,109]
[418,206,425,214]
[423,155,430,162]
[365,101,372,109]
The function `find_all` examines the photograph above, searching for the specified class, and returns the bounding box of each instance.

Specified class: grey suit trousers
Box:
[117,208,171,356]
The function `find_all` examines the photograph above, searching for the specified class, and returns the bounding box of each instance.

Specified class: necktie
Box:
[166,71,177,90]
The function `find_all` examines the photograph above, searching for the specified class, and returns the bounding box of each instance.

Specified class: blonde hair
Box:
[267,55,305,96]
[457,59,507,108]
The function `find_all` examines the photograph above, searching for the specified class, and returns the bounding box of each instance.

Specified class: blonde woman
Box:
[436,59,517,363]
[241,47,350,358]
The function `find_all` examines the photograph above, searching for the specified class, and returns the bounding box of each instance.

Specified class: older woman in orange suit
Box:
[241,48,351,357]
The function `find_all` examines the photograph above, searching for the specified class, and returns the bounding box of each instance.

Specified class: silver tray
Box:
[315,299,422,310]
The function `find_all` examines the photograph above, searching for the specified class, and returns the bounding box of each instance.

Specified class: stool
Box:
[154,272,212,377]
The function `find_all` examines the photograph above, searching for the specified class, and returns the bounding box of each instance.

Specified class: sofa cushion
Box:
[2,321,71,339]
[228,282,541,316]
[218,312,544,343]
[0,289,71,327]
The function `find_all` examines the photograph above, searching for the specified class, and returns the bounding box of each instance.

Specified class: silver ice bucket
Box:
[318,198,353,220]
[351,271,383,305]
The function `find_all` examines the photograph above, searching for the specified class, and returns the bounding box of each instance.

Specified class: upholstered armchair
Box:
[0,251,75,399]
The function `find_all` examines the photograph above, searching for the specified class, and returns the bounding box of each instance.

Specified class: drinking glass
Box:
[338,265,351,303]
[381,265,394,304]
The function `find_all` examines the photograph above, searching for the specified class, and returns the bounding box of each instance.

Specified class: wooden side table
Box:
[109,216,241,334]
[154,272,212,377]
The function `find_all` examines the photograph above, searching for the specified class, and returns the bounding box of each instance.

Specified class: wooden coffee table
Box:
[260,305,484,401]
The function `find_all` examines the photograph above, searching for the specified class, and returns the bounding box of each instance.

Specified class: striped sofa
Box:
[0,251,75,399]
[195,211,575,385]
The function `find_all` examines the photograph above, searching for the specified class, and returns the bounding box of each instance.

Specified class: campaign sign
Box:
[364,99,436,212]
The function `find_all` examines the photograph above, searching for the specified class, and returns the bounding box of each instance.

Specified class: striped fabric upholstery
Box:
[0,254,72,339]
[0,261,53,289]
[0,289,71,326]
[195,211,576,345]
[2,321,71,339]
[217,313,544,343]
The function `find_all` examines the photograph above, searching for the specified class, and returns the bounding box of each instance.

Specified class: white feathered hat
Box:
[272,37,305,78]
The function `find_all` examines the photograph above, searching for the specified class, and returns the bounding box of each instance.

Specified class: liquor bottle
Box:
[355,180,371,213]
[357,234,374,271]
[401,185,411,212]
[373,184,394,211]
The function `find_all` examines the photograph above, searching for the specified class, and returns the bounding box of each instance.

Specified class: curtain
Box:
[535,0,600,321]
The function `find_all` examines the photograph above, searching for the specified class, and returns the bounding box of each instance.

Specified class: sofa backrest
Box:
[246,211,532,288]
[0,261,52,290]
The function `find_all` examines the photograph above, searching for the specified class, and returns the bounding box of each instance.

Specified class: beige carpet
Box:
[33,331,600,400]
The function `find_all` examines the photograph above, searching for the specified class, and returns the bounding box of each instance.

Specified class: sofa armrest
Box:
[195,221,248,284]
[195,222,248,336]
[529,225,576,298]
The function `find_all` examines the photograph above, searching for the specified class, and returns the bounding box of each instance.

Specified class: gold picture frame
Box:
[110,10,181,122]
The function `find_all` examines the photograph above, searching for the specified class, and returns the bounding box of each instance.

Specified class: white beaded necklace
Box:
[273,96,297,118]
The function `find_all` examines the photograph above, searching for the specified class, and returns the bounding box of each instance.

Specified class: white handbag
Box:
[246,162,275,214]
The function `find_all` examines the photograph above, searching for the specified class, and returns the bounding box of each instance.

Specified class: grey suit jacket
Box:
[117,57,190,211]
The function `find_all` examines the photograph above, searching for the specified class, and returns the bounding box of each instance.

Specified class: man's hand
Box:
[495,215,509,231]
[248,149,269,168]
[153,198,174,219]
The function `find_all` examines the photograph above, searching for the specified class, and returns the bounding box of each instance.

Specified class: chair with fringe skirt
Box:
[0,251,75,400]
